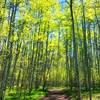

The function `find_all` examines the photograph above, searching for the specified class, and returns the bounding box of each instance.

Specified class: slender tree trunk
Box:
[0,2,18,99]
[70,0,81,99]
[81,0,92,99]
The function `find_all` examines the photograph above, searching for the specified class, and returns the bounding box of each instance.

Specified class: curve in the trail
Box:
[40,89,71,100]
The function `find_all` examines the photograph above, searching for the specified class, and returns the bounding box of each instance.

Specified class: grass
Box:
[82,90,100,100]
[4,87,100,100]
[66,88,100,100]
[4,88,45,100]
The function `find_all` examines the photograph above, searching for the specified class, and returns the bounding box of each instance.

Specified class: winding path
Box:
[40,89,71,100]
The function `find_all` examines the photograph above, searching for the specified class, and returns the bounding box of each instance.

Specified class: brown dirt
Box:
[40,89,71,100]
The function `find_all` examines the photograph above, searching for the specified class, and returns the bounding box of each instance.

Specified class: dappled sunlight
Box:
[0,0,100,100]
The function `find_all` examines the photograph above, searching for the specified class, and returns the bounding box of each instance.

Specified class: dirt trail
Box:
[40,89,71,100]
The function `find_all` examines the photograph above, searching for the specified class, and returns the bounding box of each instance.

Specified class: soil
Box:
[40,89,71,100]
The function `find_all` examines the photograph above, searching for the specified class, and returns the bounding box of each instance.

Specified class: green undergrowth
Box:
[5,88,46,100]
[66,88,100,100]
[4,87,100,100]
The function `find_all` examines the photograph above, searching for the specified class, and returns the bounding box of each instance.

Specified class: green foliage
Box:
[5,88,45,100]
[0,0,100,99]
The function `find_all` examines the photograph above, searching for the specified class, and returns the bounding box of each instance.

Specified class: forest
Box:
[0,0,100,100]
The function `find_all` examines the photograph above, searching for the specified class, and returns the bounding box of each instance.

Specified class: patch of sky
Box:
[59,0,66,11]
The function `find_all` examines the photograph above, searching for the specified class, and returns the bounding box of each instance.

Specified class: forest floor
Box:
[40,88,100,100]
[40,89,71,100]
[5,87,100,100]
